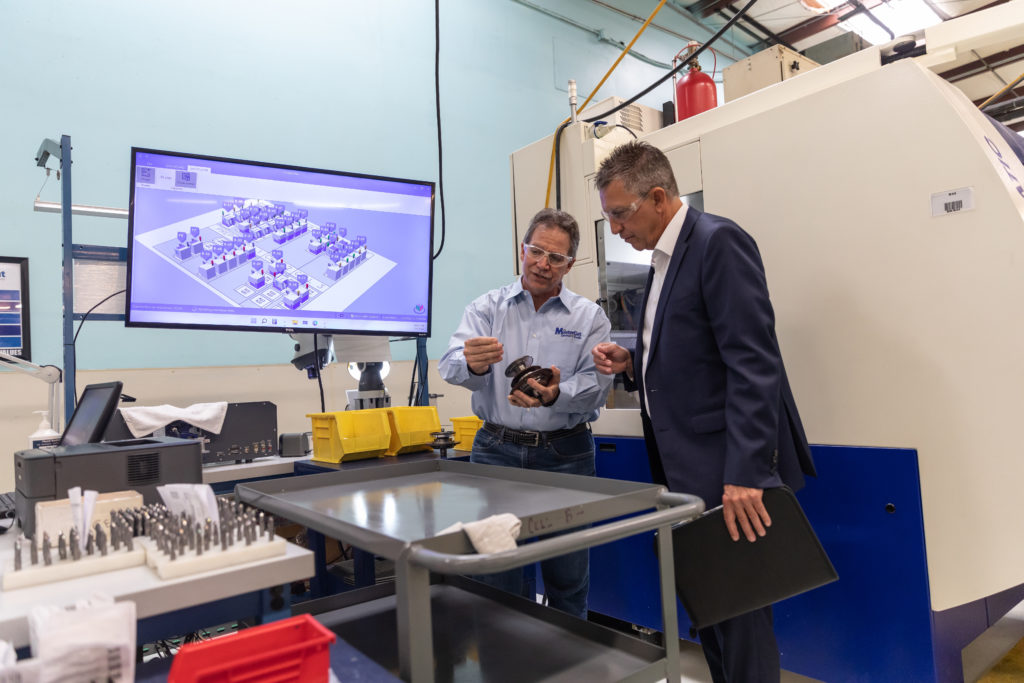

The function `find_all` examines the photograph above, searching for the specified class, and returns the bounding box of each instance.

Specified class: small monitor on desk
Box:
[60,381,123,446]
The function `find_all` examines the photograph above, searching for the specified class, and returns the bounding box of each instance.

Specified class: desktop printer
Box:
[12,381,203,537]
[14,437,202,537]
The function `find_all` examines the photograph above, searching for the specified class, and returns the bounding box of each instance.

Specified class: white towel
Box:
[440,513,522,554]
[118,402,228,439]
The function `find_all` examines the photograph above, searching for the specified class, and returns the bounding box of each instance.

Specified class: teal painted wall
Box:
[0,0,731,370]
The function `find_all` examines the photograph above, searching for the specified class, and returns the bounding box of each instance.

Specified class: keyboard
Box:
[0,491,15,520]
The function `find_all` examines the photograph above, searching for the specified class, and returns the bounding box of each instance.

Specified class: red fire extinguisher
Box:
[674,42,718,122]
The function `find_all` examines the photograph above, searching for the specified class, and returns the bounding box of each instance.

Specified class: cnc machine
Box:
[511,4,1024,680]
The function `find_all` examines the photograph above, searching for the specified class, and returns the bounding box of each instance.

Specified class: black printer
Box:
[13,382,202,537]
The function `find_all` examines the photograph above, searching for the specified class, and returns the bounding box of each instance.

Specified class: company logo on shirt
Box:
[554,327,582,340]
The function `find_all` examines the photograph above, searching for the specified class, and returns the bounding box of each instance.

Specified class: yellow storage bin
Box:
[307,410,391,463]
[366,406,441,456]
[450,415,484,451]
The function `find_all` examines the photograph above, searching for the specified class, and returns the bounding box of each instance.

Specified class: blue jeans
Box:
[470,425,594,619]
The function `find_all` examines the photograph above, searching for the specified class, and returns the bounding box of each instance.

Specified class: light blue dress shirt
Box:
[439,278,613,432]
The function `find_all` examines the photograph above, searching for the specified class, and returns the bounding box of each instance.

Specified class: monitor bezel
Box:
[125,147,435,338]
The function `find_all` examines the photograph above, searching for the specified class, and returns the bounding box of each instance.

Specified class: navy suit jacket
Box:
[632,207,815,507]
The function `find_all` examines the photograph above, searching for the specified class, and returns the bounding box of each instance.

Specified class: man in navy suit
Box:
[592,141,816,683]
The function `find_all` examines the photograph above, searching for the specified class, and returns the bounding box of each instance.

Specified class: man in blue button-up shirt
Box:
[439,208,613,618]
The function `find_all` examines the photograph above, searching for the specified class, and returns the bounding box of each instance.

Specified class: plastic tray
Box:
[368,406,440,456]
[168,613,335,682]
[308,410,391,463]
[450,415,483,452]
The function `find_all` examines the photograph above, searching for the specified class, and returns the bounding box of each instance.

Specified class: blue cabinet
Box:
[590,436,1022,682]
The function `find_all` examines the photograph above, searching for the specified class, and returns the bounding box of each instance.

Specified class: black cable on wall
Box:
[433,0,446,261]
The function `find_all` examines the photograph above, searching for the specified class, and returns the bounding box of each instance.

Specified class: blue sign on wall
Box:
[0,257,30,361]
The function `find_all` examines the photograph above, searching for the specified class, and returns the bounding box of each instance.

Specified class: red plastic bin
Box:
[168,614,336,683]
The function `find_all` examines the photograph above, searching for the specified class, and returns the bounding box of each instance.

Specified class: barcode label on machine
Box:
[931,187,974,217]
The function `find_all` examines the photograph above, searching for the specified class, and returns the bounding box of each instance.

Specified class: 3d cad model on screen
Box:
[125,148,434,336]
[137,198,385,313]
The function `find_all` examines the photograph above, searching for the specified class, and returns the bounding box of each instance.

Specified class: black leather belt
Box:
[481,421,588,447]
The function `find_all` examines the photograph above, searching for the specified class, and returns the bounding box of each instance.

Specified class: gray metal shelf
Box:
[237,459,703,683]
[316,577,670,683]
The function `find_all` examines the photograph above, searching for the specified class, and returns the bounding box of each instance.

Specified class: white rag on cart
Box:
[118,402,228,438]
[440,513,522,553]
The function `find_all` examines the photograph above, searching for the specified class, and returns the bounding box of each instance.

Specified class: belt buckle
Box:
[516,430,540,447]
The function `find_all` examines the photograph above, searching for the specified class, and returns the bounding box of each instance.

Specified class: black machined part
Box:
[504,355,533,379]
[506,355,554,400]
[512,367,553,399]
[430,430,458,459]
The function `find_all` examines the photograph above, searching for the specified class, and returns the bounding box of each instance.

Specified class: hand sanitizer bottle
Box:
[29,411,61,449]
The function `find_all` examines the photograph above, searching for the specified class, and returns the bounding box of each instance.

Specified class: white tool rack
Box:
[236,459,704,683]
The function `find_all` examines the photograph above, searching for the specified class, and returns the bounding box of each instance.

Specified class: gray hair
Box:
[594,141,679,198]
[523,208,580,258]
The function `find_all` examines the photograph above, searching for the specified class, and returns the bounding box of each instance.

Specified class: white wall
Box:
[0,360,474,493]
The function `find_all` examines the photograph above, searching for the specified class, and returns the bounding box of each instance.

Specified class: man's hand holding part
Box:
[509,366,561,408]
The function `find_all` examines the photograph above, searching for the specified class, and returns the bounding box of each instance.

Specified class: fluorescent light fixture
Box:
[840,0,941,45]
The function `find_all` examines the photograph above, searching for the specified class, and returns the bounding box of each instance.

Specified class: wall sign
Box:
[0,257,31,360]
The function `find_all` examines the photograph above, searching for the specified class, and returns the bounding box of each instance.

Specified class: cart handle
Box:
[404,491,704,574]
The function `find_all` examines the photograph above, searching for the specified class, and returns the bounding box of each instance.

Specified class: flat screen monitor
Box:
[60,381,123,447]
[125,148,434,337]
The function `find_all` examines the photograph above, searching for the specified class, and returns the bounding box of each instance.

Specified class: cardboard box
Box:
[723,45,819,102]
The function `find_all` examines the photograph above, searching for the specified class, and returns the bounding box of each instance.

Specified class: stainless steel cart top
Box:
[236,459,681,561]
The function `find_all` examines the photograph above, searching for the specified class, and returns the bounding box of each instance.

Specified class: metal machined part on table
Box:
[236,459,703,683]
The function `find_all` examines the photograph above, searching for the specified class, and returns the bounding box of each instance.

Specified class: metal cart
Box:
[236,459,703,683]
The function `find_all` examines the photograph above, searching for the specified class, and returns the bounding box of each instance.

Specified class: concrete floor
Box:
[318,597,1024,683]
[661,598,1024,683]
[963,599,1024,682]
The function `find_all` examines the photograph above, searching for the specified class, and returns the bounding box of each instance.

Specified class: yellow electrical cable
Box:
[544,0,668,207]
[978,68,1024,111]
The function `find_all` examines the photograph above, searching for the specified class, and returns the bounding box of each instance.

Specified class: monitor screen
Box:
[126,148,434,336]
[61,381,123,447]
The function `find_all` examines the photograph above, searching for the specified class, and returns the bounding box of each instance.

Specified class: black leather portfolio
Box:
[669,486,838,630]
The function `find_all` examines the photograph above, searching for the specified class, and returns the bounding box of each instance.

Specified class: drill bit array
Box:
[3,500,286,590]
[3,506,150,591]
[137,498,285,580]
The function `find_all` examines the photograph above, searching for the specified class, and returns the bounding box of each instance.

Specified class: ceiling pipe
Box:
[723,4,797,51]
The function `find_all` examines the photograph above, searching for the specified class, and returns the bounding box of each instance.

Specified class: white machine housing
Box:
[510,2,1024,613]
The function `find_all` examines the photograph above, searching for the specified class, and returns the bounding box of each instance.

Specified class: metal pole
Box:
[60,134,75,420]
[396,553,434,683]
[569,79,578,124]
[415,337,429,406]
[656,521,682,682]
